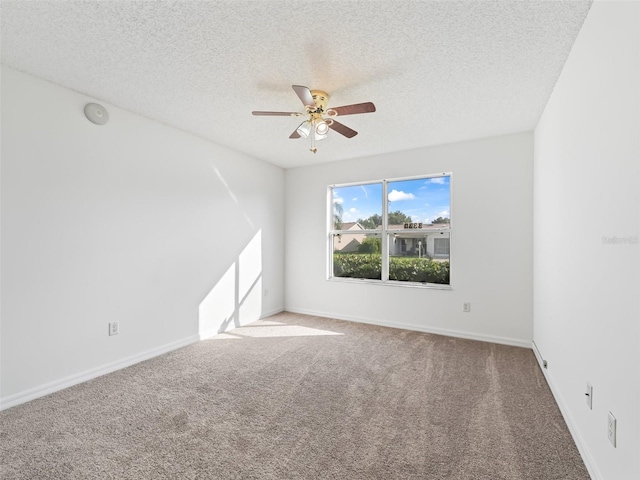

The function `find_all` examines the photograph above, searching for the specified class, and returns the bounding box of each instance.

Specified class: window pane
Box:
[333,233,382,280]
[388,232,450,284]
[387,176,450,230]
[331,183,382,230]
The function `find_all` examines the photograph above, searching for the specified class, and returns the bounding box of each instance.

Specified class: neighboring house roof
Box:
[341,222,363,231]
[339,238,362,253]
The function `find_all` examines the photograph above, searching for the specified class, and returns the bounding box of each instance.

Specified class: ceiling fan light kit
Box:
[252,85,375,154]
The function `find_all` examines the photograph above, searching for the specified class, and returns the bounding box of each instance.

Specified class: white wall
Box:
[533,1,640,479]
[0,67,285,408]
[285,132,533,346]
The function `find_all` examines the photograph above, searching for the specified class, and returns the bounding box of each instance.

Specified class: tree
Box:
[336,205,412,231]
[388,210,412,225]
[334,202,344,230]
[357,211,412,228]
[432,216,450,224]
[357,214,381,229]
[358,237,382,254]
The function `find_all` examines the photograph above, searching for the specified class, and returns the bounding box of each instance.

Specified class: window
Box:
[434,237,450,257]
[329,174,451,287]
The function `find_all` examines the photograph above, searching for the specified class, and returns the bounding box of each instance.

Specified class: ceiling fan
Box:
[252,85,376,153]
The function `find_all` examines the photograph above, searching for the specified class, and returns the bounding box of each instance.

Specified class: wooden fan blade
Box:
[289,129,301,139]
[329,102,376,116]
[329,120,358,138]
[292,85,315,108]
[252,111,300,116]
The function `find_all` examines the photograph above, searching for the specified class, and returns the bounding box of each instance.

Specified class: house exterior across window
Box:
[388,226,450,259]
[332,222,366,253]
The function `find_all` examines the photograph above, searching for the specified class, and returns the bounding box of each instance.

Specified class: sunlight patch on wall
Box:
[198,262,236,339]
[211,166,254,229]
[198,230,264,339]
[238,229,262,323]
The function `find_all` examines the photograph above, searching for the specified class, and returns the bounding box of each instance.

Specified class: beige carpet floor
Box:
[0,312,589,479]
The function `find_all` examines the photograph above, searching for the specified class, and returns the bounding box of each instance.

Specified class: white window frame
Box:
[328,173,452,289]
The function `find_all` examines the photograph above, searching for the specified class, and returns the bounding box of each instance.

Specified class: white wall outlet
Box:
[607,411,617,447]
[109,321,119,336]
[463,302,471,312]
[585,382,593,409]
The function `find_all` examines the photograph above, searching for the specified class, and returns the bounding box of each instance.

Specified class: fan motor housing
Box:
[310,90,330,111]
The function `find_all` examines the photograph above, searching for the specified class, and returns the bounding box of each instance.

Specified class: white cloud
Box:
[349,207,359,214]
[333,195,343,204]
[429,177,446,184]
[360,185,369,198]
[437,210,450,217]
[388,189,416,202]
[352,197,358,201]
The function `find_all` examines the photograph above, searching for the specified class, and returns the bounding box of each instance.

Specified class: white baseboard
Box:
[260,307,285,320]
[0,334,199,411]
[531,341,600,480]
[285,307,532,348]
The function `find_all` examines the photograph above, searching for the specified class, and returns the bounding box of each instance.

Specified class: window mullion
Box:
[381,180,389,282]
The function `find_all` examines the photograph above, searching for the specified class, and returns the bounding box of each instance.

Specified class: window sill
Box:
[328,277,453,290]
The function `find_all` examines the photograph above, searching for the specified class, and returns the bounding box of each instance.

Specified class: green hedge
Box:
[333,254,449,284]
[389,257,450,284]
[333,254,382,279]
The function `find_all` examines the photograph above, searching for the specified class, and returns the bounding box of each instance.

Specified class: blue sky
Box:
[332,176,450,225]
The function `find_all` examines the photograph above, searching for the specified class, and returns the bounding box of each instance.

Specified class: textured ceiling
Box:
[1,0,592,168]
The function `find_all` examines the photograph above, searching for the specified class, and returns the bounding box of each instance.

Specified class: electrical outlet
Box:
[585,382,593,410]
[109,321,119,336]
[463,302,471,312]
[607,411,616,447]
